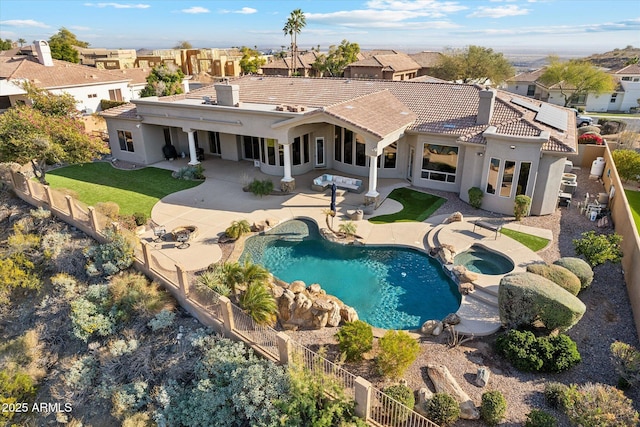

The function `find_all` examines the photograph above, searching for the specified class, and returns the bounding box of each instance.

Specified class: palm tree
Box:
[238,282,277,326]
[322,208,336,233]
[338,221,357,238]
[283,9,306,76]
[17,38,26,47]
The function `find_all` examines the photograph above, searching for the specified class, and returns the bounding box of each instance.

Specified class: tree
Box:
[48,27,89,63]
[239,46,266,75]
[140,63,185,97]
[0,84,108,184]
[312,40,360,77]
[612,149,640,182]
[0,39,13,50]
[431,45,514,85]
[538,57,617,107]
[174,40,193,49]
[17,38,26,47]
[283,9,306,75]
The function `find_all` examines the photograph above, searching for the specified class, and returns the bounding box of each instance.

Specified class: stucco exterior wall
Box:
[530,154,565,215]
[107,119,147,164]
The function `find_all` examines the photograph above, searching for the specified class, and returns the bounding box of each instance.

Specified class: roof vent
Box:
[477,89,496,125]
[214,83,240,107]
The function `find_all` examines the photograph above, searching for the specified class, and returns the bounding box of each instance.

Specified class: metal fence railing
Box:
[370,387,439,427]
[229,303,279,358]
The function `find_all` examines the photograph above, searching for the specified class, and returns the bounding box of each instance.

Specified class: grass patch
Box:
[369,188,446,224]
[501,227,549,251]
[624,188,640,233]
[46,163,202,217]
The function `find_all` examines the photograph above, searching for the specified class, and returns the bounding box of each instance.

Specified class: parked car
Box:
[570,108,594,127]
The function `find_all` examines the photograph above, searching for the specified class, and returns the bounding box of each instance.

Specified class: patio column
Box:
[183,128,200,166]
[365,154,379,208]
[280,142,296,193]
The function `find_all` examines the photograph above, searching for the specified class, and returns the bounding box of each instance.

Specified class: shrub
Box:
[147,309,176,331]
[30,206,51,220]
[238,282,277,326]
[553,257,594,290]
[41,231,71,260]
[338,221,358,237]
[225,219,251,240]
[383,384,415,423]
[514,194,532,221]
[468,186,483,209]
[335,320,373,362]
[562,382,639,427]
[64,355,97,391]
[108,339,139,357]
[70,285,115,341]
[0,256,40,304]
[376,330,420,379]
[197,270,232,297]
[612,149,640,182]
[525,409,557,427]
[578,133,604,145]
[425,393,460,426]
[496,329,581,372]
[610,341,640,389]
[84,229,135,276]
[108,272,173,320]
[0,369,36,421]
[526,263,581,295]
[174,165,205,180]
[544,382,570,409]
[573,231,623,267]
[132,212,147,226]
[248,178,274,197]
[480,390,507,426]
[96,201,120,220]
[111,381,149,418]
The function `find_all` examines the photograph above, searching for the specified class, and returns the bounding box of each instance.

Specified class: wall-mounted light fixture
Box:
[136,124,141,128]
[477,151,484,157]
[510,145,516,149]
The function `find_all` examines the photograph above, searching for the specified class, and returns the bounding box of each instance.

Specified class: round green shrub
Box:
[525,409,557,427]
[481,390,506,426]
[526,264,581,295]
[514,194,532,221]
[376,330,420,379]
[248,178,274,197]
[496,330,581,373]
[468,186,483,209]
[425,393,460,427]
[383,384,415,423]
[553,257,594,290]
[563,382,639,427]
[335,320,373,362]
[573,231,623,267]
[544,382,569,409]
[132,212,147,226]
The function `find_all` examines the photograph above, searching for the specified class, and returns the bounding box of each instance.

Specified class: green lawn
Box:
[501,227,550,252]
[46,162,202,217]
[624,189,640,233]
[368,187,446,224]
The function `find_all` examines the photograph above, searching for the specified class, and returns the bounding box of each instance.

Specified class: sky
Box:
[1,0,639,55]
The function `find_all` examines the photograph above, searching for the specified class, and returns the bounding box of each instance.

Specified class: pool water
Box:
[454,244,514,275]
[241,219,461,330]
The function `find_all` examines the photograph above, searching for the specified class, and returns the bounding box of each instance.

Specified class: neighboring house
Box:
[260,51,321,77]
[343,52,421,80]
[505,65,640,112]
[408,51,444,77]
[135,48,243,78]
[101,76,577,216]
[76,47,137,69]
[1,41,137,113]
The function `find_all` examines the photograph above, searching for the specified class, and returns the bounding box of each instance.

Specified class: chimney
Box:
[33,40,54,67]
[214,83,240,107]
[476,88,496,125]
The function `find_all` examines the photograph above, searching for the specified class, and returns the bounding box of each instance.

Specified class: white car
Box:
[570,108,594,127]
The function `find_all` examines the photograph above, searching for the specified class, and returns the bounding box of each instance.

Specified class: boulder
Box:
[340,306,359,323]
[443,313,460,325]
[420,320,442,336]
[443,211,464,224]
[271,285,284,299]
[427,364,479,420]
[308,283,322,294]
[289,280,307,294]
[414,387,434,418]
[441,243,456,255]
[432,324,443,336]
[277,289,295,322]
[474,367,490,388]
[326,300,342,327]
[452,265,479,282]
[499,272,586,333]
[459,282,474,295]
[437,247,454,265]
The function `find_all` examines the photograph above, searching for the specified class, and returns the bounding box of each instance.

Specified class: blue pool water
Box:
[454,244,514,275]
[241,219,461,330]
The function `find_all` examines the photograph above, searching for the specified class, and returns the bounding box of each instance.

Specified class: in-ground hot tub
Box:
[454,244,514,275]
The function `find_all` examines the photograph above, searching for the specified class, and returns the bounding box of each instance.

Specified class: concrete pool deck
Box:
[141,157,552,336]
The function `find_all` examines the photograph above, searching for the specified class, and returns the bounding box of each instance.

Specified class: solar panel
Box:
[536,104,568,132]
[510,97,540,112]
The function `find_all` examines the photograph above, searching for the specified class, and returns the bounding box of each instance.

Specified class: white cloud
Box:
[69,25,91,31]
[0,19,50,28]
[461,18,640,38]
[84,3,150,9]
[468,5,530,18]
[365,0,467,13]
[182,6,209,14]
[219,7,257,14]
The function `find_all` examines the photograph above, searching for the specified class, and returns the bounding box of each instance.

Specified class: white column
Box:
[282,142,293,182]
[184,129,199,166]
[366,155,379,197]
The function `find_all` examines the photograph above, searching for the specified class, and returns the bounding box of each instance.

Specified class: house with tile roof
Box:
[505,65,640,113]
[101,75,578,216]
[260,51,322,77]
[0,41,156,114]
[344,52,422,80]
[408,51,444,77]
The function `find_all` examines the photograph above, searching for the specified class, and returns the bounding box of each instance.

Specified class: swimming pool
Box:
[454,244,514,275]
[241,219,461,330]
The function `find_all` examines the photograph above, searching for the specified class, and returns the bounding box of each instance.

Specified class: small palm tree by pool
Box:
[369,188,446,224]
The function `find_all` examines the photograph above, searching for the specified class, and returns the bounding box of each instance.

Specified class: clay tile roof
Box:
[614,64,640,74]
[323,90,416,138]
[105,67,151,85]
[408,51,443,67]
[100,103,138,119]
[374,53,421,72]
[506,68,546,83]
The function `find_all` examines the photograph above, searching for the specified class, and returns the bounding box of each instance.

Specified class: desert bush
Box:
[600,119,626,135]
[562,382,639,427]
[525,409,557,427]
[425,393,460,426]
[480,390,507,426]
[248,178,274,197]
[376,330,420,379]
[338,221,358,237]
[7,227,40,254]
[132,212,147,226]
[573,231,623,267]
[612,148,640,182]
[514,194,532,221]
[496,329,581,372]
[468,186,483,208]
[610,341,640,389]
[335,320,373,362]
[0,256,40,304]
[111,381,149,419]
[544,382,570,409]
[84,229,135,276]
[70,285,115,341]
[526,263,581,295]
[147,309,176,331]
[30,206,51,220]
[122,412,153,427]
[108,272,173,320]
[238,282,277,326]
[0,369,36,421]
[577,125,601,136]
[225,219,251,240]
[173,165,204,180]
[64,355,98,391]
[553,257,594,290]
[41,230,71,260]
[197,270,231,297]
[96,201,120,220]
[383,384,415,423]
[108,338,139,357]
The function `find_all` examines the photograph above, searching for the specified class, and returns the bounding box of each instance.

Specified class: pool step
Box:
[467,287,498,307]
[474,283,499,297]
[424,224,445,250]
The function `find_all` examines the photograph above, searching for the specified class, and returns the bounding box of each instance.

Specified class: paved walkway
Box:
[141,157,551,336]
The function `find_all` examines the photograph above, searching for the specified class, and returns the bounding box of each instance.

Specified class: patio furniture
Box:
[152,226,166,242]
[557,192,572,208]
[312,174,364,193]
[472,220,502,239]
